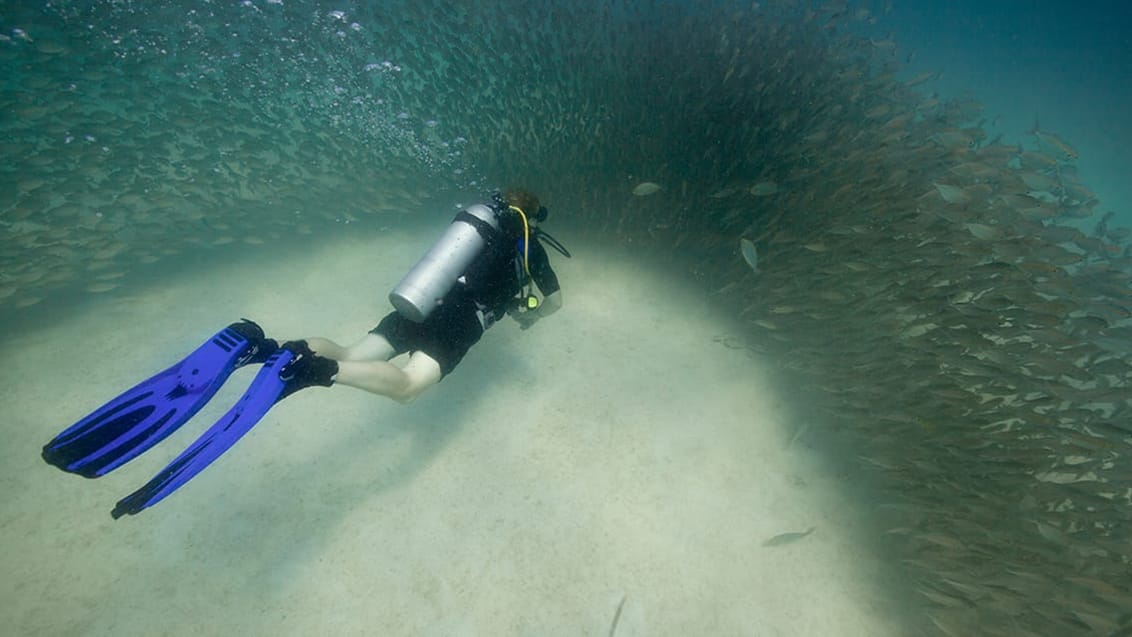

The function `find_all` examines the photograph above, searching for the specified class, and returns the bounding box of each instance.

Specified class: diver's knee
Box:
[396,353,441,403]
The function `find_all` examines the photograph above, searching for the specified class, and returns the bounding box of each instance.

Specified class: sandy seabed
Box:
[1,228,908,636]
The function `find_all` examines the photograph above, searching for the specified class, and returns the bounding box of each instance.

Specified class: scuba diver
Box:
[42,189,570,518]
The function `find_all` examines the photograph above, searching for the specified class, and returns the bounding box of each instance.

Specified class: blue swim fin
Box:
[111,340,336,519]
[42,320,277,478]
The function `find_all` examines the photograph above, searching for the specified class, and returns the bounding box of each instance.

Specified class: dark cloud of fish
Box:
[2,0,1131,634]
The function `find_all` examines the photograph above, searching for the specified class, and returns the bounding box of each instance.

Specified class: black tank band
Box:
[454,209,500,242]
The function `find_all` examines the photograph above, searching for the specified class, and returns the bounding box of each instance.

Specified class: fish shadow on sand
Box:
[762,526,816,547]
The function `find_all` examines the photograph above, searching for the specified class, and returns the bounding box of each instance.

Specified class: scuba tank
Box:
[389,203,503,323]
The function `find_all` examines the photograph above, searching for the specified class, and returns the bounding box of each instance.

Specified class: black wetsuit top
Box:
[373,210,561,377]
[462,230,560,323]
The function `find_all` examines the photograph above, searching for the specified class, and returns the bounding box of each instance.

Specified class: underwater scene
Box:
[2,1,1130,635]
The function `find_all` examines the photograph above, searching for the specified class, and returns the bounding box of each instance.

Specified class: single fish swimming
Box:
[762,526,816,547]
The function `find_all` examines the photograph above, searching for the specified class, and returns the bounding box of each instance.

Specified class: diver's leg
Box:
[334,350,442,404]
[307,333,396,362]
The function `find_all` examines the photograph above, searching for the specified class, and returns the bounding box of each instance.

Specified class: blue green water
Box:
[3,1,1131,634]
[886,0,1131,225]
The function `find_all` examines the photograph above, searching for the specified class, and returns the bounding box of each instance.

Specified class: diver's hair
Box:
[503,189,540,217]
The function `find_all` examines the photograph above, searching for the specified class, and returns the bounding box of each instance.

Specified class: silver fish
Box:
[632,181,662,196]
[739,238,759,273]
[749,180,780,196]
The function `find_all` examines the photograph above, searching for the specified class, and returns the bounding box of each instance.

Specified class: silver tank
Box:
[389,203,501,322]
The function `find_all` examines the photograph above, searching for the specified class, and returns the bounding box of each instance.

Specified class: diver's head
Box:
[503,188,547,227]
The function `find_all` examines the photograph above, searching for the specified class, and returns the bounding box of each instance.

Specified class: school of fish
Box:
[2,1,1130,635]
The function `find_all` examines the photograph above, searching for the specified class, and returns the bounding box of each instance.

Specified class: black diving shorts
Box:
[370,296,485,378]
